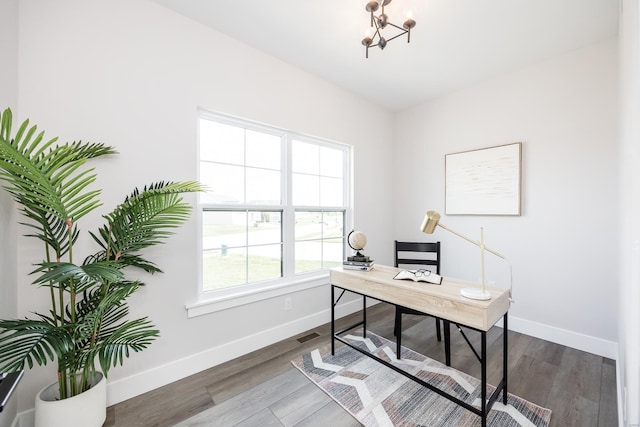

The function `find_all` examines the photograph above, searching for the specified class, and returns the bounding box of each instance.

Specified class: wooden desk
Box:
[330,265,510,427]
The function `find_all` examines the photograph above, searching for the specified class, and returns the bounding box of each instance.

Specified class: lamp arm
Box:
[437,223,505,259]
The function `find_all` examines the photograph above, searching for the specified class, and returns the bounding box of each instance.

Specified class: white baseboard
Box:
[506,315,618,360]
[11,409,33,427]
[106,297,372,406]
[617,361,624,427]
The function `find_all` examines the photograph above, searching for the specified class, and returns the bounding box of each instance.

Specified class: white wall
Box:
[14,0,394,413]
[394,39,619,357]
[0,1,19,426]
[618,0,640,425]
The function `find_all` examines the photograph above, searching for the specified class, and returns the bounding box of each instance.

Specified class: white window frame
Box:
[187,110,352,318]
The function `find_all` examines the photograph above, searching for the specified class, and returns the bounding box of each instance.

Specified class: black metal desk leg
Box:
[503,313,508,404]
[331,285,335,355]
[444,320,451,366]
[395,307,402,359]
[363,296,367,338]
[481,331,487,427]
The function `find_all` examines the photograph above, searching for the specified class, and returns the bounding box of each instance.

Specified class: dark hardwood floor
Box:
[104,303,618,426]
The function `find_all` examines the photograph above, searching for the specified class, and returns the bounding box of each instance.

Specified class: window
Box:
[198,111,351,299]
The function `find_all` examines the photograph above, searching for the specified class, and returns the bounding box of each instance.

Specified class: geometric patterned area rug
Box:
[291,330,552,427]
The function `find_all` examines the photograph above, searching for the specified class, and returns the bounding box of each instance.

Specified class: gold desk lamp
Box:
[421,210,511,301]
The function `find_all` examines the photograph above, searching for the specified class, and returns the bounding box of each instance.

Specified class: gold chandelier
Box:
[361,0,416,58]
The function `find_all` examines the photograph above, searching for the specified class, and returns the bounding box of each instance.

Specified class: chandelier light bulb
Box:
[403,18,416,30]
[379,36,387,50]
[365,0,379,13]
[403,17,416,42]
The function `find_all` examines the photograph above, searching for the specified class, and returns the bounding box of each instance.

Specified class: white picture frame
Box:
[445,142,522,216]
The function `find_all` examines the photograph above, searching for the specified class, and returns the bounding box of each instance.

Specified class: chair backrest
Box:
[394,241,440,274]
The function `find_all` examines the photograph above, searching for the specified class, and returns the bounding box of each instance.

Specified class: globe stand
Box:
[347,251,370,263]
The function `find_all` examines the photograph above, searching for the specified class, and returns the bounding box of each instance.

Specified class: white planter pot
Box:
[34,372,106,427]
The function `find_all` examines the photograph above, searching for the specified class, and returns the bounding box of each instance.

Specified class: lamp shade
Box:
[420,211,440,234]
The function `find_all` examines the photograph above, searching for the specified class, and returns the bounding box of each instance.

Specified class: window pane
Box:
[200,120,244,165]
[203,246,247,291]
[295,211,344,274]
[322,211,344,238]
[323,237,344,268]
[246,168,281,205]
[320,146,343,178]
[200,163,244,204]
[292,173,319,206]
[246,130,281,170]
[248,212,282,245]
[295,211,322,240]
[203,211,284,289]
[248,245,282,282]
[320,176,343,207]
[292,140,319,174]
[203,210,247,249]
[295,240,322,273]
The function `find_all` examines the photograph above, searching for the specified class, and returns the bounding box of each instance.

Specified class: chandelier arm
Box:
[370,26,383,43]
[385,21,406,31]
[384,31,409,44]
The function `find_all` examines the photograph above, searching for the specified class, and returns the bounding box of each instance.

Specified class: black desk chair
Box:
[393,241,442,343]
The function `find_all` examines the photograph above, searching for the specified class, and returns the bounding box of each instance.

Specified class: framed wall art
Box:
[445,142,522,215]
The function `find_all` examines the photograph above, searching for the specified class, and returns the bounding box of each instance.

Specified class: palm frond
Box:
[75,281,140,327]
[0,318,72,372]
[0,108,116,236]
[94,181,203,263]
[87,294,130,332]
[69,281,141,355]
[32,261,124,293]
[19,212,79,259]
[97,317,159,377]
[83,249,163,274]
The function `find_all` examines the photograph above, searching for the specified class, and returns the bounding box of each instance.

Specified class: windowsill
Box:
[185,272,330,318]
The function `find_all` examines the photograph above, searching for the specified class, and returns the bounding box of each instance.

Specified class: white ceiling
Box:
[152,0,619,111]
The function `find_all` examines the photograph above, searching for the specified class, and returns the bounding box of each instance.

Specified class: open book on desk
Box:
[393,269,442,285]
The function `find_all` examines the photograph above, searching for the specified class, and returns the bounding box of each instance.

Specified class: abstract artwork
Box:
[445,142,522,215]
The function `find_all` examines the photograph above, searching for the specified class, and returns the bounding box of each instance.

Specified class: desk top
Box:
[330,265,510,331]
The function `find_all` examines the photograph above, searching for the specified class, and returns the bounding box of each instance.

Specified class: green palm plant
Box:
[0,108,202,399]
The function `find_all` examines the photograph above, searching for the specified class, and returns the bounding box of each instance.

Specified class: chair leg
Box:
[435,318,442,342]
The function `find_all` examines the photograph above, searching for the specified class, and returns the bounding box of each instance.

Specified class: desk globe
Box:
[347,230,370,262]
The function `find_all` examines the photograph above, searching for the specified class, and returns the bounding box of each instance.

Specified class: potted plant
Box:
[0,108,202,426]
